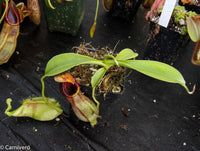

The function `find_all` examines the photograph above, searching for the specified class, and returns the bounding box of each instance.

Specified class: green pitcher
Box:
[43,0,86,36]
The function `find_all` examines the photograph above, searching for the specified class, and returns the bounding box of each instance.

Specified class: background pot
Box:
[144,22,190,65]
[179,1,200,14]
[104,0,142,21]
[43,0,86,36]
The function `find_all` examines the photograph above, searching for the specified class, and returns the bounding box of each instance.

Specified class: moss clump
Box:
[173,5,187,24]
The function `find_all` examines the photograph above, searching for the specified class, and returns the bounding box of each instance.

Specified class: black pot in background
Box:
[42,0,86,36]
[107,0,143,21]
[144,22,190,65]
[179,1,200,14]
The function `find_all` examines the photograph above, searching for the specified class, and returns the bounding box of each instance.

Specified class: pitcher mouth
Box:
[60,81,80,98]
[4,0,20,25]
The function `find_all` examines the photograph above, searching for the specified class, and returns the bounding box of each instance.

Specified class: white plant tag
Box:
[158,0,179,28]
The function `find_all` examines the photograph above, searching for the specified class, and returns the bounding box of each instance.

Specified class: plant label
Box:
[158,0,179,28]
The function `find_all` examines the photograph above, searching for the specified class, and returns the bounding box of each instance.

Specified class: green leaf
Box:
[116,48,138,60]
[91,67,107,111]
[91,68,107,88]
[186,16,200,42]
[118,60,190,93]
[44,53,107,77]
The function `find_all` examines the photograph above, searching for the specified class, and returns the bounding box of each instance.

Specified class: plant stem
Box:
[40,76,47,102]
[92,87,100,109]
[90,0,99,38]
[104,55,119,66]
[94,0,99,23]
[44,0,55,9]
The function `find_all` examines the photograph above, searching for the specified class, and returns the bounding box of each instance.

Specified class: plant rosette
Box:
[179,0,200,14]
[102,0,143,21]
[70,43,126,96]
[144,2,199,65]
[43,0,86,36]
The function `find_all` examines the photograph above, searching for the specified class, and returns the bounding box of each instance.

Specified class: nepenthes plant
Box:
[5,48,195,126]
[0,0,40,65]
[0,0,20,65]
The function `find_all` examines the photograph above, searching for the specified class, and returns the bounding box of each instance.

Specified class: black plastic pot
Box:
[42,0,86,36]
[107,0,142,21]
[179,1,200,14]
[144,22,190,65]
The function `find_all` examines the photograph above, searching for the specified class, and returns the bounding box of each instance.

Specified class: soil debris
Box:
[104,120,111,127]
[119,125,128,131]
[121,108,130,117]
